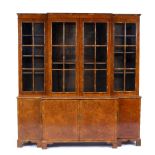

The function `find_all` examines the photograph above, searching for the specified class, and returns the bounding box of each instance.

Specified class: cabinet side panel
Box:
[118,98,141,139]
[17,98,42,141]
[80,99,118,141]
[42,100,78,141]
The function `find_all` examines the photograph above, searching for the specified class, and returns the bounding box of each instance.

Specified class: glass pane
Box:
[126,36,136,45]
[65,64,75,69]
[96,70,106,92]
[52,64,63,69]
[126,46,136,53]
[96,47,107,63]
[126,23,136,35]
[65,23,76,45]
[114,72,124,91]
[52,22,63,45]
[34,23,44,35]
[34,71,44,91]
[96,63,106,69]
[22,23,32,35]
[114,47,124,53]
[22,46,32,55]
[96,23,107,45]
[84,47,94,62]
[84,70,94,92]
[22,36,32,45]
[22,57,32,68]
[126,53,136,68]
[34,36,44,45]
[115,23,124,35]
[65,70,75,92]
[34,57,44,68]
[34,46,44,55]
[114,53,124,68]
[52,70,63,92]
[84,23,95,45]
[22,72,33,91]
[115,36,124,45]
[125,72,135,91]
[65,47,75,62]
[84,64,94,69]
[52,47,63,62]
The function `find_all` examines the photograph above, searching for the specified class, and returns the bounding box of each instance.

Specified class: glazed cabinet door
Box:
[51,22,77,94]
[79,100,118,141]
[42,100,78,141]
[113,21,139,94]
[81,20,110,95]
[21,22,45,92]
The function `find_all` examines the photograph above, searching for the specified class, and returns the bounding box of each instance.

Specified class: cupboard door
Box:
[118,98,141,139]
[42,100,78,140]
[18,98,42,140]
[79,100,118,141]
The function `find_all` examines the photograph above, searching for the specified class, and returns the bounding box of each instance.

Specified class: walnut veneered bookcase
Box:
[17,13,141,149]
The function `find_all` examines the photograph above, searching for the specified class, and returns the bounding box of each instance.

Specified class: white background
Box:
[0,0,154,154]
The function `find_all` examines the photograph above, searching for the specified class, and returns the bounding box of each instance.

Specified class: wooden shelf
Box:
[34,55,44,57]
[22,55,32,57]
[52,62,75,64]
[84,69,107,70]
[84,62,106,64]
[114,45,136,47]
[22,68,44,70]
[84,45,107,47]
[52,45,76,47]
[114,35,136,37]
[22,44,44,46]
[114,68,135,70]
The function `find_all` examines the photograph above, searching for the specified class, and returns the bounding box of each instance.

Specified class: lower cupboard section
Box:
[17,98,42,147]
[17,97,141,148]
[42,100,78,140]
[79,100,118,141]
[118,98,141,139]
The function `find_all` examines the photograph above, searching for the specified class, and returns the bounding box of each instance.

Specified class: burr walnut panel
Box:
[118,98,141,139]
[42,100,78,140]
[17,98,42,142]
[79,100,118,141]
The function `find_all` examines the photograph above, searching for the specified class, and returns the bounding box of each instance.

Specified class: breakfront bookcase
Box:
[17,13,141,149]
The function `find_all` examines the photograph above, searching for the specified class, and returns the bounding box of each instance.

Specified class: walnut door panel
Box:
[118,98,141,139]
[42,100,78,141]
[79,100,118,141]
[17,98,42,141]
